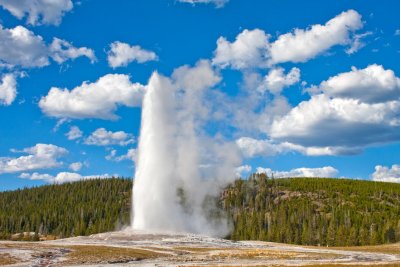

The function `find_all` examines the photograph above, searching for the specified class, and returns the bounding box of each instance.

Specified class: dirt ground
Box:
[0,229,399,266]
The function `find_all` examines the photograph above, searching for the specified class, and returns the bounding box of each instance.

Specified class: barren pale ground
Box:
[0,230,399,266]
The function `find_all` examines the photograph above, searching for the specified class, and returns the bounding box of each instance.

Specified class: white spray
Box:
[132,60,240,237]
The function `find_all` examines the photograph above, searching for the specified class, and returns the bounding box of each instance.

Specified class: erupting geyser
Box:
[132,61,240,236]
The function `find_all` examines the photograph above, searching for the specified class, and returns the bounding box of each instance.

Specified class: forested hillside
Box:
[0,178,131,240]
[1,176,400,246]
[224,174,400,246]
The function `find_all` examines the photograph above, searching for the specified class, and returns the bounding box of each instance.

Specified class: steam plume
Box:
[132,60,240,236]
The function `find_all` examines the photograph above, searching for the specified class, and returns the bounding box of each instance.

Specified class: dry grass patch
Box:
[1,242,54,250]
[0,253,17,265]
[63,245,167,265]
[210,248,339,261]
[141,246,179,253]
[331,243,400,255]
[1,242,35,248]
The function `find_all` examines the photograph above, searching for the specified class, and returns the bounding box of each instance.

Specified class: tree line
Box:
[0,178,131,240]
[0,176,399,246]
[223,174,400,246]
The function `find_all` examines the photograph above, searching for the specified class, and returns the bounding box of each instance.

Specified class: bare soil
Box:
[0,230,399,266]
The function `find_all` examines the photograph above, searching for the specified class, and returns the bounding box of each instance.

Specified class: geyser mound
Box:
[132,61,240,237]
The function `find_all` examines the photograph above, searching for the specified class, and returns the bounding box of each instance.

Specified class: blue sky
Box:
[0,0,400,191]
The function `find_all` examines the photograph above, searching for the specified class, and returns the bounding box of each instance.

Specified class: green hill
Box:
[0,176,399,246]
[0,178,131,240]
[225,174,400,246]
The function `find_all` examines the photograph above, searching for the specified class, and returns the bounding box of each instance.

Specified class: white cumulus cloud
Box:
[0,0,73,26]
[0,24,95,68]
[107,41,157,68]
[307,64,400,103]
[372,165,400,183]
[50,38,96,64]
[269,9,363,64]
[236,137,363,158]
[20,171,111,184]
[213,29,270,69]
[65,126,83,140]
[39,74,145,120]
[106,148,137,162]
[256,166,339,178]
[0,24,49,68]
[236,137,288,157]
[270,94,400,150]
[52,172,110,184]
[235,164,252,177]
[19,172,54,180]
[258,67,300,95]
[0,144,68,174]
[69,162,83,172]
[172,59,221,91]
[213,10,363,69]
[0,73,17,106]
[269,65,400,154]
[84,128,134,146]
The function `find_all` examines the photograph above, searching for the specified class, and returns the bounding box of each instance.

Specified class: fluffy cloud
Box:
[50,38,96,64]
[39,74,145,120]
[213,10,363,69]
[271,94,400,148]
[270,65,400,153]
[256,166,339,178]
[283,143,363,156]
[172,60,221,91]
[213,29,270,69]
[84,128,134,146]
[0,25,49,68]
[65,126,83,140]
[52,172,110,184]
[0,73,17,106]
[372,165,400,183]
[235,165,252,177]
[236,137,288,157]
[255,96,292,133]
[20,171,110,184]
[106,148,137,162]
[19,172,54,180]
[269,10,363,64]
[236,137,363,158]
[0,144,67,174]
[178,0,229,8]
[0,24,95,68]
[308,64,400,103]
[258,67,300,95]
[69,162,83,172]
[107,41,158,68]
[0,0,73,25]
